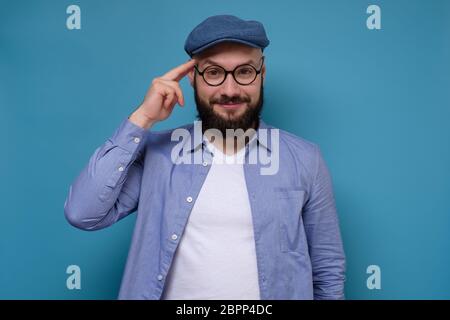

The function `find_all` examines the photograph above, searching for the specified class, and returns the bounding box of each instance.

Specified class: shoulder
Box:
[261,120,323,182]
[261,120,319,159]
[143,122,195,153]
[146,122,193,141]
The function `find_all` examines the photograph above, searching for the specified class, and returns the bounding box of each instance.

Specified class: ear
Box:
[261,64,266,85]
[188,68,195,87]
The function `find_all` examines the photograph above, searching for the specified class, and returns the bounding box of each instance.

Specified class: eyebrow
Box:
[200,58,259,68]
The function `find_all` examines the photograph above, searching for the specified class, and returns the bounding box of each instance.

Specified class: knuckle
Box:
[167,86,175,94]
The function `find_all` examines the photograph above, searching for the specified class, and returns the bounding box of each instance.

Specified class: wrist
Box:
[129,109,156,130]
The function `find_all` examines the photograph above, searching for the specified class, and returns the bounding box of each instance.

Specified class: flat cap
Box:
[184,14,270,57]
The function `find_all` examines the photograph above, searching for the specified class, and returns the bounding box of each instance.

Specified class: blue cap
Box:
[184,15,270,57]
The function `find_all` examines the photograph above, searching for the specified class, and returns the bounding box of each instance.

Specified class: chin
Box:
[218,110,246,121]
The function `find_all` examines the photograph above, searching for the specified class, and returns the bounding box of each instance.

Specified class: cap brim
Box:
[191,38,261,56]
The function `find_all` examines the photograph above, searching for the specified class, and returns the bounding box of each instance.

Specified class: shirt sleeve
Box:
[303,145,346,299]
[64,117,147,231]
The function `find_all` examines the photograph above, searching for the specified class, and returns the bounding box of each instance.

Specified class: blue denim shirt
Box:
[64,117,346,300]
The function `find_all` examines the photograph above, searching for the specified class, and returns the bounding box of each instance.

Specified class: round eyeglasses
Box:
[194,56,265,86]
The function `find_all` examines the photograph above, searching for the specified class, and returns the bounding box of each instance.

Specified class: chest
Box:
[188,162,253,231]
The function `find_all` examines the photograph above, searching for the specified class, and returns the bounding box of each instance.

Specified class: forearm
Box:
[64,118,147,230]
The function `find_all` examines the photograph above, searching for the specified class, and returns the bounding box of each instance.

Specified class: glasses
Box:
[194,56,265,86]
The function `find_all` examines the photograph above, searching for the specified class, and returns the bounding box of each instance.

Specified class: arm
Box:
[64,118,147,231]
[64,59,196,231]
[303,146,346,299]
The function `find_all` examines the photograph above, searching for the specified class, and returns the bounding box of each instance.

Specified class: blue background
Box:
[1,0,449,299]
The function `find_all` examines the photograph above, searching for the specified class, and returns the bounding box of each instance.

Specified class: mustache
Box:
[210,95,251,105]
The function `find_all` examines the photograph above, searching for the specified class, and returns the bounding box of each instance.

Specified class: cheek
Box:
[245,87,260,101]
[198,86,220,101]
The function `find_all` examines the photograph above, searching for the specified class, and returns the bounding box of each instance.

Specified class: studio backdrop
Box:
[1,0,449,299]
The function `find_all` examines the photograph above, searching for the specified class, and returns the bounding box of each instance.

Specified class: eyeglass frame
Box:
[194,56,265,86]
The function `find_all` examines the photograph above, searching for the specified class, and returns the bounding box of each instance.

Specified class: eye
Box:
[237,66,255,76]
[205,67,222,77]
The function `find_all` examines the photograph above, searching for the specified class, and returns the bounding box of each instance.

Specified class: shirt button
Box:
[171,234,178,241]
[133,137,140,143]
[186,196,193,203]
[157,274,163,281]
[118,166,124,172]
[202,161,208,166]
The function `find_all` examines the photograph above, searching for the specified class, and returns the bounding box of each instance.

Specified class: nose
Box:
[219,72,241,97]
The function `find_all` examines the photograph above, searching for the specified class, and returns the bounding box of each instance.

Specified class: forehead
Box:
[200,57,260,68]
[195,42,262,67]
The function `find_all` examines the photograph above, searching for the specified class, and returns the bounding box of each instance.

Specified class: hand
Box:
[129,59,196,129]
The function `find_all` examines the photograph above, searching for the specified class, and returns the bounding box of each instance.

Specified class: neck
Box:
[205,120,259,155]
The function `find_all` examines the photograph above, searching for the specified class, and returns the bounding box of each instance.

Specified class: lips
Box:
[216,102,245,109]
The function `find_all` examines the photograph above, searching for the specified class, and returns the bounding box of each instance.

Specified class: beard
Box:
[194,77,264,136]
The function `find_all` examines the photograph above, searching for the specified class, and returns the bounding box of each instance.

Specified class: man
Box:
[64,14,346,300]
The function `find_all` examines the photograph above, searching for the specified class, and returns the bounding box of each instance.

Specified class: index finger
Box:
[161,59,197,82]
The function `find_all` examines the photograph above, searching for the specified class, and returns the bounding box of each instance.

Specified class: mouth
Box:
[215,102,246,109]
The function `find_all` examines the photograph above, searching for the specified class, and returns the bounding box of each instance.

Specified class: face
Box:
[188,42,266,135]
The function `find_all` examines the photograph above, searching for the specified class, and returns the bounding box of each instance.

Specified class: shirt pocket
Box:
[274,187,308,253]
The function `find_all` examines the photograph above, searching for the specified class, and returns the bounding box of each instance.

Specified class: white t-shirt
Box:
[161,139,261,300]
